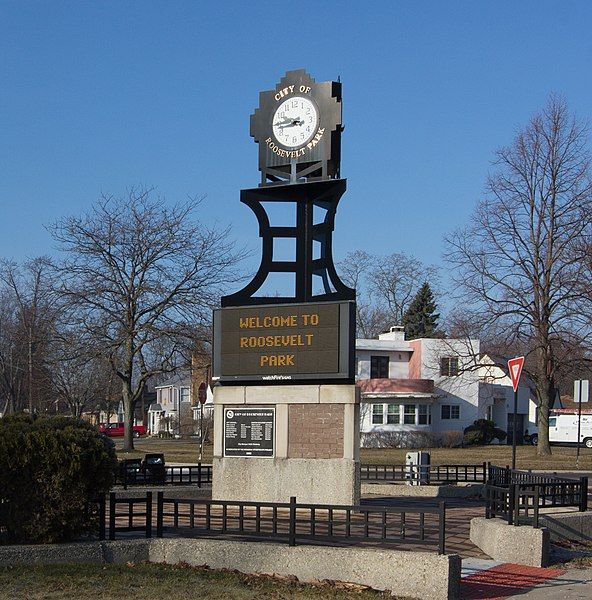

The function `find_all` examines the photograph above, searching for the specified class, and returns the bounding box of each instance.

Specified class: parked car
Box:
[99,422,147,438]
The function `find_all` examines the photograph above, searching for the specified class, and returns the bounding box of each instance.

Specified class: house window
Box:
[441,404,460,420]
[418,405,430,425]
[180,387,190,403]
[370,355,389,379]
[440,357,459,377]
[372,404,384,424]
[403,404,416,424]
[387,404,400,424]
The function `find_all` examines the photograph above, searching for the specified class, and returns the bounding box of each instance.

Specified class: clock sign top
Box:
[250,69,343,186]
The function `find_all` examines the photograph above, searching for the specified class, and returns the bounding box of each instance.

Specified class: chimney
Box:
[378,325,405,341]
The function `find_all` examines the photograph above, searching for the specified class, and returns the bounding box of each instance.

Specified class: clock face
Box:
[272,96,318,148]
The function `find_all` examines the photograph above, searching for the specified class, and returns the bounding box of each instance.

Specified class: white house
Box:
[148,372,214,436]
[357,326,537,446]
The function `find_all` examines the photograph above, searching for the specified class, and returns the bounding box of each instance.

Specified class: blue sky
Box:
[1,1,591,281]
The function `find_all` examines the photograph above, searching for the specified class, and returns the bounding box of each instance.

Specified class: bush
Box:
[463,419,507,446]
[0,413,117,544]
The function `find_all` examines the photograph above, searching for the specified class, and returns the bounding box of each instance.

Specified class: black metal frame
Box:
[221,180,354,307]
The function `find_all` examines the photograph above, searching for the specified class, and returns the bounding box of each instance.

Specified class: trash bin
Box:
[142,453,166,484]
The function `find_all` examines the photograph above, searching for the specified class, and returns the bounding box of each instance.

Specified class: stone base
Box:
[361,483,483,498]
[470,517,550,567]
[540,510,592,543]
[212,457,360,505]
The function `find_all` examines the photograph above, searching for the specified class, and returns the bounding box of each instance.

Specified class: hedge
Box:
[0,413,117,544]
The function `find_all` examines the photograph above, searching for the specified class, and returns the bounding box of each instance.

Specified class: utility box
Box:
[405,451,430,485]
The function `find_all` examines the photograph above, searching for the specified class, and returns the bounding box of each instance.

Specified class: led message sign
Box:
[213,301,354,383]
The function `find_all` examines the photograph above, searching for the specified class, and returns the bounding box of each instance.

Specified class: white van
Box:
[531,414,592,448]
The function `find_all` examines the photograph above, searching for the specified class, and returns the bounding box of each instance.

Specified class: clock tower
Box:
[212,70,360,505]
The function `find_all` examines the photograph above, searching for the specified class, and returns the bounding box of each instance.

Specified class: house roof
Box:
[154,371,191,389]
[357,378,435,394]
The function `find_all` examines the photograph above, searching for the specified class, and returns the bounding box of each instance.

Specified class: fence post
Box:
[485,485,491,519]
[146,492,153,538]
[580,477,588,512]
[533,486,540,528]
[98,493,106,540]
[438,501,446,555]
[514,485,521,527]
[483,462,488,484]
[156,491,164,538]
[198,462,202,488]
[109,492,116,540]
[508,485,515,525]
[289,496,296,547]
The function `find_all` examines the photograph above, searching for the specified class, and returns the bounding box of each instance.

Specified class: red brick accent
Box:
[408,340,422,379]
[288,404,344,459]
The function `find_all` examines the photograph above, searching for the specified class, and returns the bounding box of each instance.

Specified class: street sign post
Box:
[508,357,525,470]
[574,379,590,467]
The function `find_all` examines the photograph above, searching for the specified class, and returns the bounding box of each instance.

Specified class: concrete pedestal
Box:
[212,384,360,505]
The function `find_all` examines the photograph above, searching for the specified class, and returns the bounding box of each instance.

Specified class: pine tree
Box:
[403,282,439,339]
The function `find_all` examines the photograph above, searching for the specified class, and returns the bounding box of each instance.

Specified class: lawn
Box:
[0,563,398,600]
[115,438,213,464]
[361,444,592,471]
[116,438,592,471]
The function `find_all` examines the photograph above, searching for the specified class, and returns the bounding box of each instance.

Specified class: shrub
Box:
[463,419,507,446]
[439,430,464,448]
[0,413,117,544]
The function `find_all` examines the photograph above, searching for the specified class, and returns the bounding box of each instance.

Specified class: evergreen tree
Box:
[402,282,439,339]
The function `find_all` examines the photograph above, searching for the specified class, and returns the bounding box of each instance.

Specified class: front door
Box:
[506,413,525,445]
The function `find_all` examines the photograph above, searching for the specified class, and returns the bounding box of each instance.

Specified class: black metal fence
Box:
[116,462,213,489]
[485,464,588,527]
[361,462,487,484]
[108,491,153,539]
[102,491,447,554]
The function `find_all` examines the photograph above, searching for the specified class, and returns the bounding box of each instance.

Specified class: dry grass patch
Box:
[115,438,592,471]
[361,445,592,471]
[0,562,401,600]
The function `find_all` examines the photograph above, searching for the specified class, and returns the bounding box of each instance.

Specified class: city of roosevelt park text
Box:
[239,312,320,367]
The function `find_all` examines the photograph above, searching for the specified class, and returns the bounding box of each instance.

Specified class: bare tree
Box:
[0,258,58,414]
[47,331,112,418]
[338,250,438,338]
[445,95,592,455]
[50,188,244,451]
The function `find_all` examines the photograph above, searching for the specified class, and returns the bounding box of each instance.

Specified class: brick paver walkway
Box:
[461,563,566,599]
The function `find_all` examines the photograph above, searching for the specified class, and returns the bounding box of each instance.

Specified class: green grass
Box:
[0,563,401,600]
[116,438,592,471]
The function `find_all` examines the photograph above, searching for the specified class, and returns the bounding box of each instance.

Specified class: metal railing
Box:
[361,462,487,484]
[485,464,588,527]
[101,491,448,553]
[155,493,447,554]
[116,463,213,488]
[108,491,153,539]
